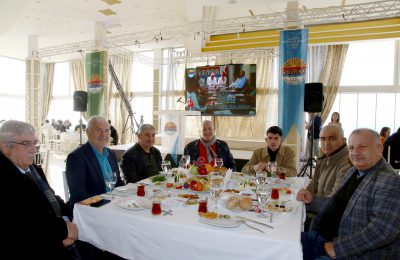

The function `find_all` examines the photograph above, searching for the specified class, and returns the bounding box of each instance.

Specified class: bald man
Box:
[297,125,352,208]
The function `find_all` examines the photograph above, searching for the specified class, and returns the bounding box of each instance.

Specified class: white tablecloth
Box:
[73,178,306,260]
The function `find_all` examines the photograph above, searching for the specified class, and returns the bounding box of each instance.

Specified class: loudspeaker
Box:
[73,91,87,112]
[304,83,323,112]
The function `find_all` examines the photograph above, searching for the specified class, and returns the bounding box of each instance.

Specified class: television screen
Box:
[185,64,256,116]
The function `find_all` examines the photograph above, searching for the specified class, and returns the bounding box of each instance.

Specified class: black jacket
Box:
[2,153,73,259]
[183,139,236,171]
[120,143,162,183]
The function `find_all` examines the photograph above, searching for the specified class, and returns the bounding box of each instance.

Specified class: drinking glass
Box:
[214,157,223,171]
[180,155,190,169]
[105,172,117,200]
[268,161,277,175]
[161,160,171,175]
[257,185,271,218]
[209,172,224,212]
[256,171,267,186]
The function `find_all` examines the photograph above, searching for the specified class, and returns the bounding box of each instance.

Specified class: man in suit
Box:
[305,112,322,158]
[383,126,400,169]
[241,126,296,177]
[1,120,78,259]
[66,115,124,207]
[121,124,162,183]
[301,128,400,259]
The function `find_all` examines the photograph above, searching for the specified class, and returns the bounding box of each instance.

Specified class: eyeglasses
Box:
[10,140,40,148]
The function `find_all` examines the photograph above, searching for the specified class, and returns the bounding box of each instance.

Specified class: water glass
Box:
[161,160,171,175]
[256,171,267,186]
[268,161,277,175]
[105,172,117,200]
[257,185,271,218]
[214,157,223,170]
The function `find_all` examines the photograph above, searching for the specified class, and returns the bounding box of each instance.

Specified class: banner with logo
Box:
[86,51,108,117]
[161,112,185,165]
[278,29,308,140]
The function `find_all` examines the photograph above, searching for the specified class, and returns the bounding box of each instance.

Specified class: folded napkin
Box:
[223,169,233,189]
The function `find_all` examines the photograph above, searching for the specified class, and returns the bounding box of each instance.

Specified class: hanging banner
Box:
[278,29,308,140]
[161,112,185,165]
[85,51,108,117]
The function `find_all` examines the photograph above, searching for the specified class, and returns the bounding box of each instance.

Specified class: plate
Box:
[199,216,242,228]
[118,198,151,211]
[264,200,297,214]
[114,183,137,194]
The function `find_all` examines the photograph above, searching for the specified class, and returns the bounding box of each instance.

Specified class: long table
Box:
[73,178,306,260]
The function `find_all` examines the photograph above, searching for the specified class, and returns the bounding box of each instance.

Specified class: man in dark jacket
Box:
[184,120,236,171]
[383,127,400,169]
[121,124,162,183]
[1,120,78,259]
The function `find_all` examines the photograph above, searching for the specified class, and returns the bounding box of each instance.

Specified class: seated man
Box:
[1,120,78,259]
[301,128,400,259]
[66,115,124,206]
[121,124,162,183]
[241,126,296,177]
[297,125,352,212]
[184,120,236,171]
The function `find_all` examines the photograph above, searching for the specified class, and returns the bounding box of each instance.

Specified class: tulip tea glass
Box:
[137,184,146,197]
[152,196,162,215]
[214,157,223,171]
[271,188,280,200]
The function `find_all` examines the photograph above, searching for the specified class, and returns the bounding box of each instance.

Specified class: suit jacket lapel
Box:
[83,143,105,185]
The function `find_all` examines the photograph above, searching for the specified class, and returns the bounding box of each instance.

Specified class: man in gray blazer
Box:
[301,128,400,259]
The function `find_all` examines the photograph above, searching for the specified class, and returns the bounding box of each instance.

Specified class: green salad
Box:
[151,175,167,183]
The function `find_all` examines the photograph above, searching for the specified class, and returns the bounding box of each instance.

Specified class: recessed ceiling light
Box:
[228,0,237,4]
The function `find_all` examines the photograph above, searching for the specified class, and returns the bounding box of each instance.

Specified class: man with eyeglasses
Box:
[66,115,124,207]
[0,120,78,259]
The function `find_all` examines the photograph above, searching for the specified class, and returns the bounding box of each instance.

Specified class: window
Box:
[0,56,25,121]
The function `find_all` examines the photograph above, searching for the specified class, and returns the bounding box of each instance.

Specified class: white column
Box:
[26,35,41,135]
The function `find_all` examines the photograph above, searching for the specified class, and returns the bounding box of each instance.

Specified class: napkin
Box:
[223,169,233,189]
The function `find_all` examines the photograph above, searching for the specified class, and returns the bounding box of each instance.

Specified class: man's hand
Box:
[66,221,78,241]
[324,242,336,259]
[253,162,267,172]
[296,188,313,204]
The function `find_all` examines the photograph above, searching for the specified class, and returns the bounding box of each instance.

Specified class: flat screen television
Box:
[185,64,256,116]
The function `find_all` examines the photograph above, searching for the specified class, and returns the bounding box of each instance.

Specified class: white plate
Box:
[264,200,298,214]
[118,198,151,211]
[199,217,242,228]
[115,183,137,194]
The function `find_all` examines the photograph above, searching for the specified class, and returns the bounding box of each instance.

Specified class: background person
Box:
[1,120,78,259]
[121,124,162,183]
[184,120,236,171]
[66,115,124,207]
[305,112,322,158]
[328,112,342,129]
[108,119,119,145]
[301,128,400,259]
[241,126,296,177]
[383,127,400,169]
[380,126,391,144]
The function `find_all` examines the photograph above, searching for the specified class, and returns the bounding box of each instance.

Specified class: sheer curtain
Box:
[42,63,54,120]
[70,59,87,119]
[108,55,133,144]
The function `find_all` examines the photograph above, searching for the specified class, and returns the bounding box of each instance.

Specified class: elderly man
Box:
[66,116,124,206]
[1,120,78,259]
[301,128,400,259]
[242,126,296,177]
[297,125,352,208]
[184,120,236,171]
[121,124,162,183]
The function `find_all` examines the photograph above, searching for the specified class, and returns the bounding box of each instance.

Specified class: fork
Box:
[162,210,173,216]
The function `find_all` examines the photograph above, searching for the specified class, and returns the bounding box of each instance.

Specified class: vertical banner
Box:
[161,112,186,165]
[85,51,108,117]
[278,29,308,141]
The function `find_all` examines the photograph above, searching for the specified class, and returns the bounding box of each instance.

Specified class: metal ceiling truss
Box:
[36,0,400,58]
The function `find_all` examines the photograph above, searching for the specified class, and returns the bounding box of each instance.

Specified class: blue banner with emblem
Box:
[278,29,308,140]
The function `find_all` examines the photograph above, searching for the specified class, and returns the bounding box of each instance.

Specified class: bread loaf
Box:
[225,196,240,210]
[239,196,253,210]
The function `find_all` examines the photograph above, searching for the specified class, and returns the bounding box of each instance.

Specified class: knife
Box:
[236,216,274,229]
[243,222,265,233]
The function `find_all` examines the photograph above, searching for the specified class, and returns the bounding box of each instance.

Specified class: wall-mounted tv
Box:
[185,64,256,116]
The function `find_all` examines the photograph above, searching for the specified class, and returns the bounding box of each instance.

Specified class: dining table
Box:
[73,174,306,260]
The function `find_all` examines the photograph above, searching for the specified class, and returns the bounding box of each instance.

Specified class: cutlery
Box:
[242,222,265,233]
[236,216,274,229]
[162,210,173,216]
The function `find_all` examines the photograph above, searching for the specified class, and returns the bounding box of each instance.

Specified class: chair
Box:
[62,171,70,202]
[34,145,49,176]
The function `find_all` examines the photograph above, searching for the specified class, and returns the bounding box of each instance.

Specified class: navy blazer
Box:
[2,153,72,259]
[66,142,124,206]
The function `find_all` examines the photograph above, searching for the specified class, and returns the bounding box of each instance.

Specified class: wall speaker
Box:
[304,83,323,112]
[73,91,88,112]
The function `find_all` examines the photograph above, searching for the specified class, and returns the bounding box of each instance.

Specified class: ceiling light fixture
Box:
[228,0,237,4]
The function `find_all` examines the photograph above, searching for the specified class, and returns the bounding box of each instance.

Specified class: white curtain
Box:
[42,63,54,121]
[108,55,133,144]
[70,59,87,119]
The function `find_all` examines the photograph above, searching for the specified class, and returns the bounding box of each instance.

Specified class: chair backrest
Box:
[62,171,70,202]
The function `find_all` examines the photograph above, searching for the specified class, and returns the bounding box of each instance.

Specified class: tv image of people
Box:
[185,64,256,116]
